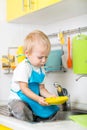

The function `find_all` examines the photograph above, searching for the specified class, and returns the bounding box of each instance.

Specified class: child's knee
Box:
[8,100,33,121]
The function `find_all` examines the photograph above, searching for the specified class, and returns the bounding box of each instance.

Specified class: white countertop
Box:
[0,115,86,130]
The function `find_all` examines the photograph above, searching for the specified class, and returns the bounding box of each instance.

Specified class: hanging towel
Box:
[44,50,63,72]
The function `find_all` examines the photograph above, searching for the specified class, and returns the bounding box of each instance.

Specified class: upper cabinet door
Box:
[7,0,38,21]
[38,0,61,10]
[7,0,87,25]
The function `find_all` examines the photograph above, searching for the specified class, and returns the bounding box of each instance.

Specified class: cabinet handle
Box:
[22,0,24,11]
[29,0,31,9]
[29,0,34,9]
[22,0,33,11]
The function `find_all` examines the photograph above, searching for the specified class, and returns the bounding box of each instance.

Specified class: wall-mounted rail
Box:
[48,26,87,37]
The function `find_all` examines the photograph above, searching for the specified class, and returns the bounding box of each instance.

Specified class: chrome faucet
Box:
[54,82,71,111]
[76,74,87,81]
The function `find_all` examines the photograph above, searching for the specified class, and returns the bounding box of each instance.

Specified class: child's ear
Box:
[25,50,29,57]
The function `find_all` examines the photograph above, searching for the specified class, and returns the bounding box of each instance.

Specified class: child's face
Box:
[27,45,49,67]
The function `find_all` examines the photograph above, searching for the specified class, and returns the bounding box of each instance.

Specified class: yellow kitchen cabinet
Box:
[7,0,38,21]
[7,0,61,22]
[38,0,61,10]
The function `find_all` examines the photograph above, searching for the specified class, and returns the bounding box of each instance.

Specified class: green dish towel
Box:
[69,114,87,128]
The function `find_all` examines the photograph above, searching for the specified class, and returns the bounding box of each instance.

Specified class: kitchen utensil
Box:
[67,36,72,68]
[59,32,65,45]
[45,96,68,105]
[72,34,87,74]
[58,32,67,69]
[62,54,67,69]
[54,83,71,111]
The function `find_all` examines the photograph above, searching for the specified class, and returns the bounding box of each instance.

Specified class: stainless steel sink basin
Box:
[69,109,87,114]
[0,105,86,122]
[53,109,87,121]
[33,109,87,122]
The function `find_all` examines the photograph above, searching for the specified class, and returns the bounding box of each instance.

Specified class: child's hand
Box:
[38,96,48,106]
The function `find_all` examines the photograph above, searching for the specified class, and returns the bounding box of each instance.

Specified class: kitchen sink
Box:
[0,105,87,122]
[33,109,87,122]
[69,109,87,115]
[52,109,87,121]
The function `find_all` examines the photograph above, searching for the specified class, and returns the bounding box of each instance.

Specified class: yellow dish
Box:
[45,96,68,105]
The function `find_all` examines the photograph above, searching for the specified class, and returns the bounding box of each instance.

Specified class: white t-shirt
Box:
[8,59,45,101]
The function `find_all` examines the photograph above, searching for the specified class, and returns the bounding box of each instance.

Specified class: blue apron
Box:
[17,60,59,118]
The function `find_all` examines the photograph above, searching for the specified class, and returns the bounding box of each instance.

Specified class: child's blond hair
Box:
[23,30,51,55]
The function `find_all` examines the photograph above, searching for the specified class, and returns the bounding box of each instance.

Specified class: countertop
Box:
[0,114,86,130]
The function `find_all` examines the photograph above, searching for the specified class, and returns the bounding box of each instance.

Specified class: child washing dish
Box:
[8,30,61,122]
